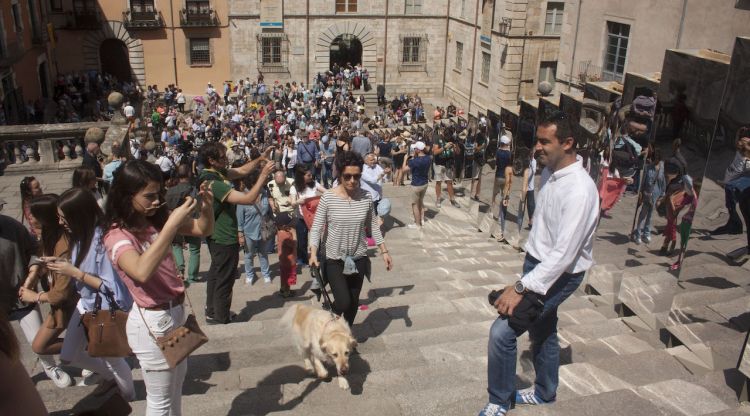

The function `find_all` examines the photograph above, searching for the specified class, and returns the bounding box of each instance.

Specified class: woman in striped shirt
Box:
[309,151,393,326]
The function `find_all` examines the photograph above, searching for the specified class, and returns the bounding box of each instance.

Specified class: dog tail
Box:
[279,303,301,330]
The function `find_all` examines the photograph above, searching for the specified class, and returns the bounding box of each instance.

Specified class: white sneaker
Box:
[263,277,272,283]
[45,366,73,388]
[79,369,101,386]
[407,223,418,229]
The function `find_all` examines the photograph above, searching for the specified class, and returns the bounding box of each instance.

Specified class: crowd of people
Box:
[1,70,141,126]
[3,61,746,416]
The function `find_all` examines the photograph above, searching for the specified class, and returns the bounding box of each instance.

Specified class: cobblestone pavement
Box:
[4,160,750,415]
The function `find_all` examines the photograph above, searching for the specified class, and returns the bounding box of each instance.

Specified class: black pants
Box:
[325,257,370,326]
[740,187,750,250]
[205,240,239,323]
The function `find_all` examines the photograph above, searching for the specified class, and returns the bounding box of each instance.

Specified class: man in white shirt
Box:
[478,112,599,416]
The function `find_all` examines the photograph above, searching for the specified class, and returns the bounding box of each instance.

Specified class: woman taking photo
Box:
[102,160,214,415]
[236,169,273,285]
[308,151,393,327]
[43,187,136,400]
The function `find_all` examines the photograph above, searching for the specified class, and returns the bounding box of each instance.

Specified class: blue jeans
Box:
[322,159,334,188]
[487,254,585,406]
[244,237,271,280]
[635,200,654,239]
[296,217,309,265]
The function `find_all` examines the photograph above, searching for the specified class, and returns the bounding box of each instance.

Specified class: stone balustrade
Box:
[0,122,110,173]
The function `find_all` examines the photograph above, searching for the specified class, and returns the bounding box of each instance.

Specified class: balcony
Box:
[73,11,100,29]
[180,8,219,27]
[123,9,165,29]
[0,39,25,68]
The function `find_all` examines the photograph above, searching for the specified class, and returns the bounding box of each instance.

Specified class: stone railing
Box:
[0,122,110,173]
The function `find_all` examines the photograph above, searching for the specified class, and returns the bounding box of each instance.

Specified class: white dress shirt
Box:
[361,164,385,201]
[521,160,599,295]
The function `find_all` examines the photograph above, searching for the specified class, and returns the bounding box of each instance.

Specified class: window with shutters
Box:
[336,0,357,13]
[189,38,211,65]
[405,0,422,14]
[481,52,491,84]
[544,2,564,35]
[455,41,463,71]
[603,21,629,81]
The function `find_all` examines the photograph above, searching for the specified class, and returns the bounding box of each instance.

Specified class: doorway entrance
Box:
[99,39,132,82]
[329,34,362,70]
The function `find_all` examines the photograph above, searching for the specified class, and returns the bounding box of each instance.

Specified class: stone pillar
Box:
[102,91,129,158]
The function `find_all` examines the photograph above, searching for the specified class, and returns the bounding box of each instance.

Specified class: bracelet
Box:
[381,251,389,254]
[78,271,86,282]
[37,291,45,304]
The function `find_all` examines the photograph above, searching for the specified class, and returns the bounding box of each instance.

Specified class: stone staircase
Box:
[9,161,750,415]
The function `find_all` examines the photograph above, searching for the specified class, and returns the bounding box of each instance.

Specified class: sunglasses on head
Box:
[342,173,361,181]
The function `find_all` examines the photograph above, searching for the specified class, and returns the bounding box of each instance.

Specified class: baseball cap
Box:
[415,141,426,151]
[500,135,511,145]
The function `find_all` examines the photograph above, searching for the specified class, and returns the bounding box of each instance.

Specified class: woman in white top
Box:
[282,138,297,178]
[292,165,326,268]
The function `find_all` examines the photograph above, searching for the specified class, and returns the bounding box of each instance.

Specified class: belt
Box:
[145,292,185,311]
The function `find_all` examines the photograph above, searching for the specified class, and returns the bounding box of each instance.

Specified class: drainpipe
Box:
[676,0,688,48]
[306,0,310,83]
[170,0,178,85]
[383,0,389,91]
[567,0,582,91]
[517,34,526,102]
[441,0,451,96]
[467,0,480,114]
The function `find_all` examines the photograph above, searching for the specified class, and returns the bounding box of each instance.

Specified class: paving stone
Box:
[638,379,730,416]
[590,351,692,386]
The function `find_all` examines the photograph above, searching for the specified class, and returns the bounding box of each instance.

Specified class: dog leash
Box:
[310,265,338,320]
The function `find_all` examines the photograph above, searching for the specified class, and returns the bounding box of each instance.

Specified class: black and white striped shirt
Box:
[308,189,384,260]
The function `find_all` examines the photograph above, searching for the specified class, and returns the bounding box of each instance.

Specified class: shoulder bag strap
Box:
[136,287,195,342]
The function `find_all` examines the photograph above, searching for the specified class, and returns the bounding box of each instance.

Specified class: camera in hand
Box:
[488,289,503,306]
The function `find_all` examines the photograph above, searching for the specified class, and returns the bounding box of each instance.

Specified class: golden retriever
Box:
[281,304,357,389]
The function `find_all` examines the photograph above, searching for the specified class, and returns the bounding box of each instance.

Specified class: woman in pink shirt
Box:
[102,160,214,415]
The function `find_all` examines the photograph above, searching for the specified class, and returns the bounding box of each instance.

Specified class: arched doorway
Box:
[329,34,362,70]
[99,39,132,82]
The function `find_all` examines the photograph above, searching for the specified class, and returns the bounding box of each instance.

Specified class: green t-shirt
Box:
[199,169,237,246]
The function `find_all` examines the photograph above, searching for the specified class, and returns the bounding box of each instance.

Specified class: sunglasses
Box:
[342,173,361,181]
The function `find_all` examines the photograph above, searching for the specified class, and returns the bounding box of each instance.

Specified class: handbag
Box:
[137,291,208,369]
[252,203,276,241]
[81,289,132,358]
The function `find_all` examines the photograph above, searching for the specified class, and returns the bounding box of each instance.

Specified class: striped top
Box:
[308,189,384,260]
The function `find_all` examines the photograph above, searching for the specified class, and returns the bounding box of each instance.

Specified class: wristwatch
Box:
[514,280,526,294]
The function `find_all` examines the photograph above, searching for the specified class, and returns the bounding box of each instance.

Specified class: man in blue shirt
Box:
[296,131,320,179]
[405,141,431,229]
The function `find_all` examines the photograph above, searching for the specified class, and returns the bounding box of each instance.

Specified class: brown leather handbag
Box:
[81,290,132,357]
[138,291,208,369]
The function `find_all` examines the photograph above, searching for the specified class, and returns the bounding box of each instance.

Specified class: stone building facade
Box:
[48,0,232,96]
[557,0,750,89]
[229,0,563,111]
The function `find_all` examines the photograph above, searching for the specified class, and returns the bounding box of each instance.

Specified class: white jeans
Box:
[128,303,188,416]
[14,307,58,371]
[60,309,136,401]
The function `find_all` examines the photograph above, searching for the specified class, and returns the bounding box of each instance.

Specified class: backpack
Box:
[612,138,637,171]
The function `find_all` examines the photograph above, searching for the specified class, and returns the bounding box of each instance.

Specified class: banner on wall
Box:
[260,0,283,28]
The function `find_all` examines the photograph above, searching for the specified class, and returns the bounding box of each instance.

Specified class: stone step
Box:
[663,322,746,371]
[510,388,682,416]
